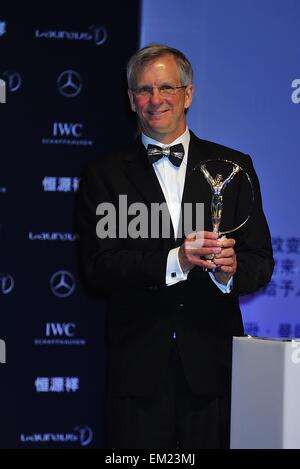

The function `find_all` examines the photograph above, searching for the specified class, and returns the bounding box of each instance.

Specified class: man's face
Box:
[128,55,193,144]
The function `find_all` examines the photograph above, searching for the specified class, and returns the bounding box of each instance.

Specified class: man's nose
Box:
[149,87,163,104]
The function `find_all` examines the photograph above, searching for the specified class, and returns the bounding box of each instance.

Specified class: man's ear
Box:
[184,84,194,110]
[128,89,136,112]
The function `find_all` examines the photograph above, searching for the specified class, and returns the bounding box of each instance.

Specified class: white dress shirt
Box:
[142,129,232,293]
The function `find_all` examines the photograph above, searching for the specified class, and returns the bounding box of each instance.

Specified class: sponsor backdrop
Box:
[0,2,140,448]
[141,0,300,340]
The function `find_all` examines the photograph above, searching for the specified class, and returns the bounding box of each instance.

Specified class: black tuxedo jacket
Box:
[77,131,274,397]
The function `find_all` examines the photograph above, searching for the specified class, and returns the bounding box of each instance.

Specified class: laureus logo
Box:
[1,70,22,92]
[35,24,107,46]
[0,274,14,294]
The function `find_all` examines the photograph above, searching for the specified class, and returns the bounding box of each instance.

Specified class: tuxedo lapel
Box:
[181,132,213,206]
[124,138,166,205]
[123,138,175,239]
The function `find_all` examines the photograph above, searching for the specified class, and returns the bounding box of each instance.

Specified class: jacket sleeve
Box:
[231,155,274,296]
[76,163,170,293]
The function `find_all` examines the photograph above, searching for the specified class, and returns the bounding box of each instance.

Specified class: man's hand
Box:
[213,237,237,285]
[178,231,237,285]
[178,231,222,273]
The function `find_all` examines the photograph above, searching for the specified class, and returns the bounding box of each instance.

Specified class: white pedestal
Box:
[230,336,300,449]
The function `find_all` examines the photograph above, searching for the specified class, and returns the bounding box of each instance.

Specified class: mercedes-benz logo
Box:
[0,273,14,294]
[57,70,82,98]
[1,70,22,92]
[50,270,75,298]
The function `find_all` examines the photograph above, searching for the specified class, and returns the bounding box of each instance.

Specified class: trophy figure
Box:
[199,160,247,269]
[200,162,241,235]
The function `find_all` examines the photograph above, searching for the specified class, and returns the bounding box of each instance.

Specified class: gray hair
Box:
[127,43,193,89]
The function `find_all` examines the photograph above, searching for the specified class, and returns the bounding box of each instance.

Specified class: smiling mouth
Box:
[148,110,169,116]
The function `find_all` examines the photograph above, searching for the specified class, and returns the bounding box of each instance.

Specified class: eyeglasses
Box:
[130,85,187,98]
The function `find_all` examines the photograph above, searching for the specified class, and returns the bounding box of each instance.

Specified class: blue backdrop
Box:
[141,0,300,338]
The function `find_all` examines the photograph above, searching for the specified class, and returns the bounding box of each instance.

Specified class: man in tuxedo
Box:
[77,44,274,448]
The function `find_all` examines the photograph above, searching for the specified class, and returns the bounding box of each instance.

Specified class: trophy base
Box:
[202,265,221,273]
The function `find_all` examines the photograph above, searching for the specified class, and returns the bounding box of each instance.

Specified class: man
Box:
[77,44,274,448]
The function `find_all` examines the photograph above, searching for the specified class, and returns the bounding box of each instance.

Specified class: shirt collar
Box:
[141,128,190,166]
